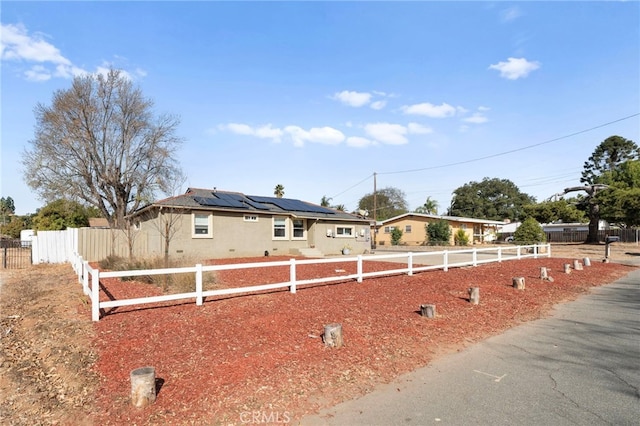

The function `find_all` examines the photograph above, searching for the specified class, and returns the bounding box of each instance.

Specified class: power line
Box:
[379,113,639,175]
[331,112,639,201]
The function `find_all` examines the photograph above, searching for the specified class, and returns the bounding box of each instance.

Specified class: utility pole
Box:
[373,172,377,248]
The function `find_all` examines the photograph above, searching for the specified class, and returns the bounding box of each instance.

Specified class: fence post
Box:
[289,258,296,294]
[357,255,363,283]
[2,247,6,269]
[547,243,551,257]
[195,263,203,306]
[443,250,449,272]
[91,269,100,322]
[82,261,90,296]
[534,245,538,259]
[407,252,413,276]
[472,248,478,267]
[517,246,521,259]
[498,247,502,263]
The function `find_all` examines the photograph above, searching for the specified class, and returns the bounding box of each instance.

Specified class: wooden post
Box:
[130,366,156,407]
[564,264,572,274]
[583,257,591,267]
[468,287,480,305]
[420,304,436,318]
[540,267,548,280]
[323,323,343,348]
[573,260,583,270]
[512,277,525,290]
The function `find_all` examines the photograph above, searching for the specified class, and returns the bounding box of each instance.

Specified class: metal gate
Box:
[1,239,32,269]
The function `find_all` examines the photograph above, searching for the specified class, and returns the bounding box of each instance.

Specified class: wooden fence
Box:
[31,227,149,264]
[71,244,551,321]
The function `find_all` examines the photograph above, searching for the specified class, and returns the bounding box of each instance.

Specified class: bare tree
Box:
[22,68,183,228]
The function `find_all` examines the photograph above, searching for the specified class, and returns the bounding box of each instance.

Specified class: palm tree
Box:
[274,184,285,198]
[320,195,332,207]
[415,197,438,215]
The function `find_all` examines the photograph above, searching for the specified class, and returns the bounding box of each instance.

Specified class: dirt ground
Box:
[0,243,637,425]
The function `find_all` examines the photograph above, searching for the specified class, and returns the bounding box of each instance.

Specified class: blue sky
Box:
[2,1,639,217]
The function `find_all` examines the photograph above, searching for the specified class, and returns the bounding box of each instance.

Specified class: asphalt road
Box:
[300,267,640,426]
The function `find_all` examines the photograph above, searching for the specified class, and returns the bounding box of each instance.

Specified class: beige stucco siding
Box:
[136,209,371,259]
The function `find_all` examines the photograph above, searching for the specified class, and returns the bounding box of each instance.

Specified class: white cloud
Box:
[346,136,374,148]
[284,125,345,147]
[489,57,540,80]
[401,102,457,118]
[370,100,387,110]
[331,90,372,107]
[478,105,491,111]
[364,122,408,145]
[220,123,283,142]
[1,23,71,65]
[500,6,522,23]
[463,113,488,124]
[407,122,433,134]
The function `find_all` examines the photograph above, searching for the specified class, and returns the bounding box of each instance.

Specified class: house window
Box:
[292,219,306,239]
[244,215,258,222]
[405,225,412,233]
[193,213,212,238]
[461,224,467,230]
[384,226,395,234]
[336,226,354,237]
[273,217,287,239]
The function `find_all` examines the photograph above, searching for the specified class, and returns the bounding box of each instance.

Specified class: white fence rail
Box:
[71,244,551,321]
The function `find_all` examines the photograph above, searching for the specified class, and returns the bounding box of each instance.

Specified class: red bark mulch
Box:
[89,257,634,425]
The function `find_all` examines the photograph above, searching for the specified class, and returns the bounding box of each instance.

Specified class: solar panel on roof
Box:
[193,196,249,209]
[247,196,335,214]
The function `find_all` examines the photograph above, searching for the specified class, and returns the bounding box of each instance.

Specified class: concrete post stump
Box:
[130,366,156,407]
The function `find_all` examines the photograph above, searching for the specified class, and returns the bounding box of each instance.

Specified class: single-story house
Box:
[128,187,372,259]
[375,213,506,246]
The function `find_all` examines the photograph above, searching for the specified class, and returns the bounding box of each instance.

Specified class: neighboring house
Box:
[375,213,505,246]
[88,218,110,228]
[127,187,372,259]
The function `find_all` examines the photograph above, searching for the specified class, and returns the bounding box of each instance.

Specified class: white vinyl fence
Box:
[71,244,551,321]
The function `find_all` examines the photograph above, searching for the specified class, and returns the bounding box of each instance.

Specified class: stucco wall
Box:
[137,209,371,259]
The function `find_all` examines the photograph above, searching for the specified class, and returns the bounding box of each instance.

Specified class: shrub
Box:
[454,229,470,246]
[513,217,547,244]
[426,220,451,246]
[98,255,217,293]
[390,227,403,245]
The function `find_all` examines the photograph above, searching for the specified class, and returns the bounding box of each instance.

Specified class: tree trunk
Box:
[540,267,548,280]
[420,304,436,318]
[586,203,600,243]
[564,264,572,274]
[130,366,156,407]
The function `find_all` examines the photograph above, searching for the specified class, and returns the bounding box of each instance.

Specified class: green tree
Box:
[0,196,15,225]
[358,187,408,221]
[513,217,546,244]
[274,184,285,198]
[0,216,25,238]
[22,68,183,229]
[414,196,438,214]
[32,199,93,231]
[320,195,332,207]
[448,178,535,221]
[390,227,403,245]
[595,160,640,227]
[522,199,586,224]
[577,136,639,242]
[426,220,451,245]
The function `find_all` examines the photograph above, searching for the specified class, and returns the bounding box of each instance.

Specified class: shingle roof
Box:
[133,187,369,222]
